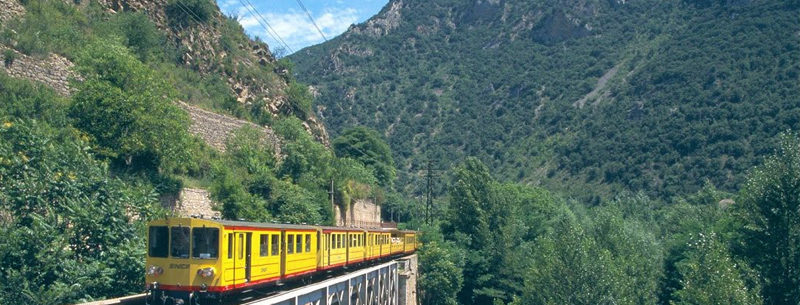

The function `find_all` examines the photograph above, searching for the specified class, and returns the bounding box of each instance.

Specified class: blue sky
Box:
[216,0,390,55]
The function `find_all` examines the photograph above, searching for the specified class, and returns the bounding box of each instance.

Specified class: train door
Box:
[245,232,252,282]
[321,232,330,268]
[280,231,287,280]
[231,232,248,286]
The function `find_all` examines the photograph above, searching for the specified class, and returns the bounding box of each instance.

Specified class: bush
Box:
[3,49,16,67]
[165,0,216,28]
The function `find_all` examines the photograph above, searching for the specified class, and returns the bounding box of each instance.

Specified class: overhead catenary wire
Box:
[237,0,294,54]
[295,0,328,42]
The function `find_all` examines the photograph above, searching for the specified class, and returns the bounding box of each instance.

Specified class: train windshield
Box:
[148,226,169,258]
[171,227,190,258]
[192,228,219,259]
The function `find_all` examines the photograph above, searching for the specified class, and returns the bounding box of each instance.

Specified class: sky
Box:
[216,0,390,55]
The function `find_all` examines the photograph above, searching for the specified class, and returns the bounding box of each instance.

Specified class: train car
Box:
[145,218,319,305]
[403,231,417,254]
[389,229,405,255]
[318,226,363,271]
[145,218,418,305]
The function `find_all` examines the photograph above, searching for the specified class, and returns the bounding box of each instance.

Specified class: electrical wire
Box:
[238,0,294,53]
[295,0,328,42]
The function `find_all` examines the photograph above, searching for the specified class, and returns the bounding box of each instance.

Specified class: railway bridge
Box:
[76,255,418,305]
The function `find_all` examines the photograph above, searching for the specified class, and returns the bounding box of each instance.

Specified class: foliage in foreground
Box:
[420,134,800,305]
[0,117,166,304]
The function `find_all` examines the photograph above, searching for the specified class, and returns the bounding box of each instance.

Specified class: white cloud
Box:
[234,6,359,54]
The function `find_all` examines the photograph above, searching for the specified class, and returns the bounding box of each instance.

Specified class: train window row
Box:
[258,234,280,257]
[374,235,390,246]
[149,226,220,259]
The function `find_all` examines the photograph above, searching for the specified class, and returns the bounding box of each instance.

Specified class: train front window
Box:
[192,228,219,259]
[148,226,168,258]
[171,227,190,258]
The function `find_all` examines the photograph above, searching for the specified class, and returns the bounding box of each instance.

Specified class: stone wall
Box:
[178,101,281,155]
[398,254,418,305]
[0,0,24,25]
[0,45,79,96]
[163,188,220,219]
[335,198,382,227]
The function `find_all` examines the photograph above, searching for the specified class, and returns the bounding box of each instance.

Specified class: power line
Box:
[238,0,294,53]
[295,0,328,42]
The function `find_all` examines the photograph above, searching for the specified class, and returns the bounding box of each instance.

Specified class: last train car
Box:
[145,218,320,305]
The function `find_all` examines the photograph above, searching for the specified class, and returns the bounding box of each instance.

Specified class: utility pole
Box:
[426,160,433,225]
[329,178,336,226]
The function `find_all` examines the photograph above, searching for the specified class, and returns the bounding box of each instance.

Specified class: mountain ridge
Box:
[290,0,800,200]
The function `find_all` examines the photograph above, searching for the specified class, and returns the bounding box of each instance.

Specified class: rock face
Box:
[347,0,404,38]
[0,45,79,96]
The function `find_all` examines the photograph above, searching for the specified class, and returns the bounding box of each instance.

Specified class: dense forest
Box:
[415,133,799,305]
[290,0,800,202]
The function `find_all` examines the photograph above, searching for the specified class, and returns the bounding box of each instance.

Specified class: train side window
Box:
[192,228,219,259]
[287,234,294,254]
[271,234,280,256]
[338,234,344,249]
[238,234,244,259]
[295,234,302,254]
[148,226,168,258]
[170,227,190,259]
[305,234,311,252]
[259,234,269,257]
[228,233,233,259]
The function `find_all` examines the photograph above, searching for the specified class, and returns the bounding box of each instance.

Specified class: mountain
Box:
[289,0,800,201]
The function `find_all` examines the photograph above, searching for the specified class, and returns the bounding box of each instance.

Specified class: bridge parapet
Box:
[246,255,417,305]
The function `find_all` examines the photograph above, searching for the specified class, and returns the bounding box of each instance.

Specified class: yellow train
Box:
[145,218,417,305]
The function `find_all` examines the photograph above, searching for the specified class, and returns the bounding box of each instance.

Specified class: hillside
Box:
[290,0,800,201]
[0,0,394,302]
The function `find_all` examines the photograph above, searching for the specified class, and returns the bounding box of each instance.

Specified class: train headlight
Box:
[147,265,164,276]
[197,267,215,278]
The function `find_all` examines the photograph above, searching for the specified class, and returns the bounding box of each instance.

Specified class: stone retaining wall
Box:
[164,188,219,218]
[0,0,25,26]
[398,254,418,305]
[0,45,78,96]
[334,198,382,227]
[178,101,281,155]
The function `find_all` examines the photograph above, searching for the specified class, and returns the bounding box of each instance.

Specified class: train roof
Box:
[149,217,416,233]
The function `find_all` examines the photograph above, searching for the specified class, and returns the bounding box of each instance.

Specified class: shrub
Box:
[3,49,17,67]
[165,0,216,28]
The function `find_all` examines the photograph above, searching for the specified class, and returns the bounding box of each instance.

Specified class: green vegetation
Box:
[1,0,797,304]
[0,72,168,303]
[0,0,375,303]
[417,134,799,305]
[291,0,800,202]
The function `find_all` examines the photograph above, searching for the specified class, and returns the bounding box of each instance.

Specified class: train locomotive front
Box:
[145,218,223,305]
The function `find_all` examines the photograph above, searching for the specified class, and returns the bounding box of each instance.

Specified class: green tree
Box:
[69,38,192,172]
[671,232,762,305]
[0,119,165,304]
[332,126,396,188]
[418,226,464,305]
[734,132,800,305]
